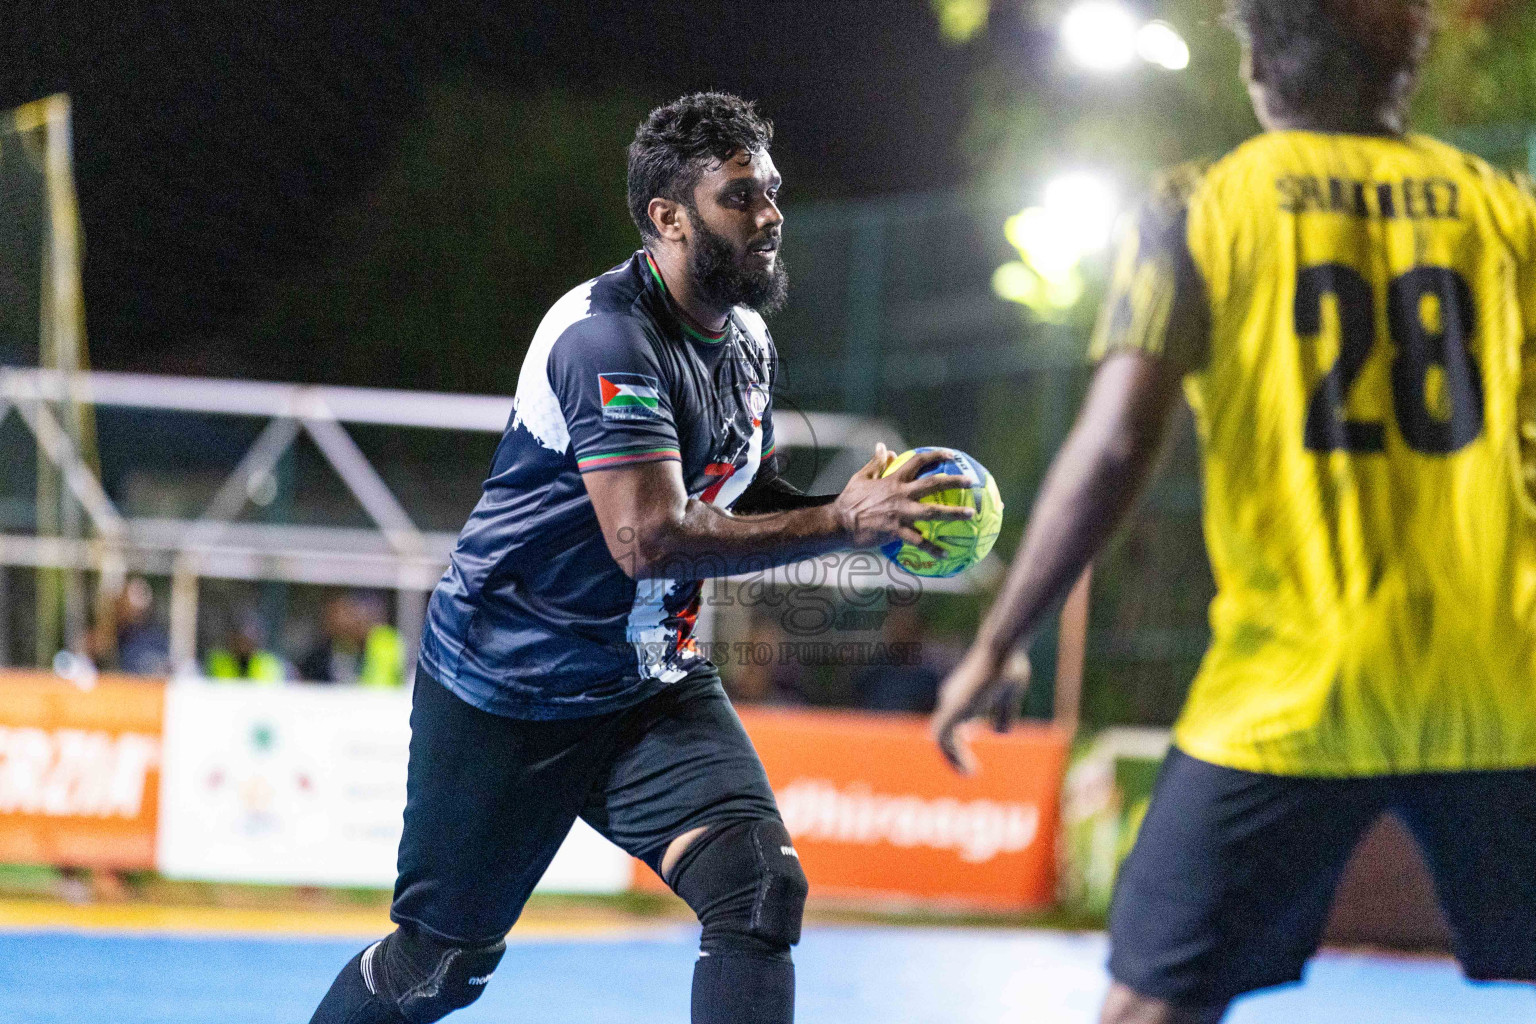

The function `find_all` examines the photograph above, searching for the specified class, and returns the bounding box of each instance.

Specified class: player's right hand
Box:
[832,444,975,558]
[932,646,1031,775]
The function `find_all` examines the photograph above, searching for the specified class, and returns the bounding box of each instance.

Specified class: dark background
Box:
[1,1,997,391]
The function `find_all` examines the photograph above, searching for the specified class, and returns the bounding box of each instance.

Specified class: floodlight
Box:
[1006,208,1079,281]
[1137,21,1190,71]
[997,169,1119,313]
[1042,171,1119,254]
[1060,1,1139,73]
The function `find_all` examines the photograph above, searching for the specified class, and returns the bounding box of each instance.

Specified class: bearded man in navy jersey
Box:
[307,92,974,1024]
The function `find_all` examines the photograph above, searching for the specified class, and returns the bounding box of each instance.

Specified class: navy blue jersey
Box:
[420,251,779,719]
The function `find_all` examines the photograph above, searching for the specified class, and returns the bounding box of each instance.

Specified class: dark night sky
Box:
[2,2,984,378]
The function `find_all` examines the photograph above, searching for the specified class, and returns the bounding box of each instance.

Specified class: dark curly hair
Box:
[626,92,774,242]
[1228,0,1430,120]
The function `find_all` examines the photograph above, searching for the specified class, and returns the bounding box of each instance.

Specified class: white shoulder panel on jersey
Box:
[510,279,596,453]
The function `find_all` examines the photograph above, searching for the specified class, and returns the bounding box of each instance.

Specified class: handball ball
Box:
[879,447,1004,578]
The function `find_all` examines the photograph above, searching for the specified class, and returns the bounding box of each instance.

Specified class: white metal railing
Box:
[1,367,989,675]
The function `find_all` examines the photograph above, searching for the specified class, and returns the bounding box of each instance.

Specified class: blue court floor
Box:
[1,925,1531,1023]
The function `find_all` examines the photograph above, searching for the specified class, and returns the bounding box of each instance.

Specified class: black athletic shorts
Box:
[1109,747,1536,1008]
[390,665,780,946]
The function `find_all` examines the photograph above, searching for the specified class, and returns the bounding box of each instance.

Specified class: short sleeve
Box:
[1089,168,1212,374]
[548,315,683,473]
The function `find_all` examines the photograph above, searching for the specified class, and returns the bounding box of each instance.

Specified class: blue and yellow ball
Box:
[879,447,1004,578]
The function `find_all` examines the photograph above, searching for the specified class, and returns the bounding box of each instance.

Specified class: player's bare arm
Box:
[931,350,1183,772]
[583,444,976,579]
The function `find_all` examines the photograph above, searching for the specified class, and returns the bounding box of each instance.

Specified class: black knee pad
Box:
[667,818,809,955]
[361,926,506,1024]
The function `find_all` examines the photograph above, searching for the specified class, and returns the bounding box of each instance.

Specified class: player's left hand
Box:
[930,646,1032,775]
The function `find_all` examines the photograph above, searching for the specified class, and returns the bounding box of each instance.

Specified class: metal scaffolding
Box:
[0,367,990,674]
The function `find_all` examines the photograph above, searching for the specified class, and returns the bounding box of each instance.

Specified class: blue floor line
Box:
[0,926,1530,1023]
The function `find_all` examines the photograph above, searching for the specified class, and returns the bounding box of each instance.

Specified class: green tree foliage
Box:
[1415,0,1536,153]
[246,78,651,394]
[952,0,1536,198]
[962,1,1251,196]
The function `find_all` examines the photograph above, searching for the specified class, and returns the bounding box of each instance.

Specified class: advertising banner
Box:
[1057,727,1171,915]
[636,709,1072,909]
[157,680,630,892]
[0,672,1072,906]
[0,670,165,869]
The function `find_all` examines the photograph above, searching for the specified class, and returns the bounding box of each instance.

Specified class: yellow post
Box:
[12,95,94,666]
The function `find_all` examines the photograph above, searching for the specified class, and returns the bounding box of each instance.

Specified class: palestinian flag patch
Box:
[599,373,664,421]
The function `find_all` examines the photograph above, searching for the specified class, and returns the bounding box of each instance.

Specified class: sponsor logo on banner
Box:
[777,779,1040,864]
[157,681,631,891]
[195,717,322,839]
[158,682,416,886]
[631,709,1070,909]
[0,727,159,818]
[0,672,166,869]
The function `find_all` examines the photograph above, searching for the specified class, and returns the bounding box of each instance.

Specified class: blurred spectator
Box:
[853,603,942,713]
[299,590,405,687]
[54,865,130,905]
[69,579,166,901]
[724,614,806,707]
[205,608,289,683]
[86,576,170,676]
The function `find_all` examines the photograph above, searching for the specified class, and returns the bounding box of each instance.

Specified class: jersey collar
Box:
[642,250,729,345]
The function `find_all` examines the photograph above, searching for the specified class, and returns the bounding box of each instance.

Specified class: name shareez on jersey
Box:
[1276,173,1462,220]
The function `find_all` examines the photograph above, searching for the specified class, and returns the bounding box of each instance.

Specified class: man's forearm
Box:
[592,444,969,581]
[627,501,851,579]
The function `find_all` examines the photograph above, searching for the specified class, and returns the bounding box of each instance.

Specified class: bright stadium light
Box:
[1060,1,1139,73]
[1137,21,1190,71]
[1006,207,1081,281]
[1042,171,1119,253]
[1062,3,1191,73]
[997,170,1118,315]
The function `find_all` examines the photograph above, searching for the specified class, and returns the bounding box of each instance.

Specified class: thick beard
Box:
[687,214,789,315]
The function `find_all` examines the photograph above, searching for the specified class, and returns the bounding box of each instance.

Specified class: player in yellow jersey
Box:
[931,0,1536,1020]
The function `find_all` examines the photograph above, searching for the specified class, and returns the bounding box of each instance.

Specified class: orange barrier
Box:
[0,671,165,869]
[637,709,1071,910]
[0,672,1072,907]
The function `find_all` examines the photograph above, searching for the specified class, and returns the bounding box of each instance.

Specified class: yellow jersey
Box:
[1091,131,1536,776]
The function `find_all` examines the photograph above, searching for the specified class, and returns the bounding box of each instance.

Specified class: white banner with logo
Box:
[156,680,630,891]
